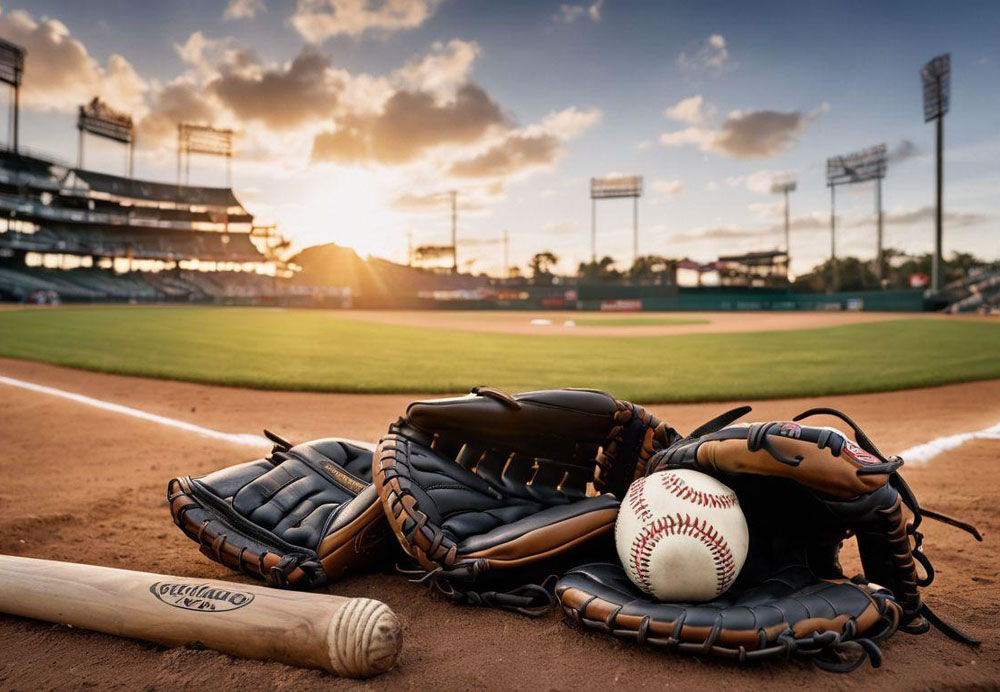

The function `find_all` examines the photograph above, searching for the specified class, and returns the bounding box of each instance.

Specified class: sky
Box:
[2,0,998,277]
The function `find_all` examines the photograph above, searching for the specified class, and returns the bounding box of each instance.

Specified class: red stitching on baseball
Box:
[626,477,654,523]
[659,473,739,509]
[628,513,737,596]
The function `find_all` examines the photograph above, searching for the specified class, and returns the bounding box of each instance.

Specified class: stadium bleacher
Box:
[0,145,293,303]
[944,269,1000,314]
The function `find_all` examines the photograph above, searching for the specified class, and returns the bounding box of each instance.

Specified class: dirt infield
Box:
[331,309,922,336]
[1,357,998,690]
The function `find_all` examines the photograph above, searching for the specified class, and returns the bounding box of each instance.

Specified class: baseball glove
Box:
[168,431,393,588]
[556,407,981,671]
[372,386,679,614]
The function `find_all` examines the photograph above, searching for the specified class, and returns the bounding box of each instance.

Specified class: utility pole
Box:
[876,176,884,285]
[830,185,838,293]
[590,198,596,264]
[771,176,797,273]
[11,78,18,154]
[503,229,509,279]
[632,195,639,266]
[784,187,790,255]
[450,190,458,274]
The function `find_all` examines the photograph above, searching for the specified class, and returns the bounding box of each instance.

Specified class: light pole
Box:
[770,176,797,272]
[921,53,950,293]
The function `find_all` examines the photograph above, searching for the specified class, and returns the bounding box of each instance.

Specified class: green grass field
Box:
[0,307,997,402]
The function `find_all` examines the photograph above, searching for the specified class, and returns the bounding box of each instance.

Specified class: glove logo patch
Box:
[322,462,366,494]
[149,582,255,612]
[842,439,880,465]
[778,422,803,438]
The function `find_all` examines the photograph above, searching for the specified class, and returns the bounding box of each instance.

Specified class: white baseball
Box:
[615,469,749,602]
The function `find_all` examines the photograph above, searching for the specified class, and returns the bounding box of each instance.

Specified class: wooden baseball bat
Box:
[0,555,401,678]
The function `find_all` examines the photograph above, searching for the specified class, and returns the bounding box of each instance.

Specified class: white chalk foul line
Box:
[0,374,269,448]
[1,372,995,462]
[899,420,1000,466]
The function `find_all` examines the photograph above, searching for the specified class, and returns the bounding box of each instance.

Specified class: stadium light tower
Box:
[77,98,135,177]
[921,53,950,293]
[0,38,25,155]
[590,176,643,265]
[177,123,235,187]
[826,144,888,291]
[770,174,797,268]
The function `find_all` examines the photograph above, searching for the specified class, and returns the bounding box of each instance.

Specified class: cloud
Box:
[554,0,603,23]
[175,32,232,68]
[391,191,488,214]
[871,206,989,229]
[448,132,560,178]
[671,213,827,243]
[392,39,479,97]
[677,33,732,73]
[223,0,265,20]
[139,78,221,143]
[0,8,146,113]
[312,83,510,165]
[210,45,343,130]
[728,169,795,194]
[661,104,827,158]
[672,205,990,249]
[664,95,714,125]
[888,139,919,165]
[291,0,443,42]
[536,105,602,139]
[446,106,600,179]
[650,179,683,196]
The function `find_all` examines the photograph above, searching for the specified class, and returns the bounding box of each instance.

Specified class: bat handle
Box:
[325,597,402,677]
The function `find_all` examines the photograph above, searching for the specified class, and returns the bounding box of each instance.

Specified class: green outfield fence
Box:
[402,286,928,312]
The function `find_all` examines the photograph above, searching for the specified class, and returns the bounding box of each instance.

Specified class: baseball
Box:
[616,469,749,602]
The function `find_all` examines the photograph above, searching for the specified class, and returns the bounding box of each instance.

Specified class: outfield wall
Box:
[401,286,928,312]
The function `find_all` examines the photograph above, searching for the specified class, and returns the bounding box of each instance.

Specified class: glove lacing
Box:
[794,407,983,646]
[397,562,557,617]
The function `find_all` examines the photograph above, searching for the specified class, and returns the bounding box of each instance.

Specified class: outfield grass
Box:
[571,316,709,327]
[0,307,997,402]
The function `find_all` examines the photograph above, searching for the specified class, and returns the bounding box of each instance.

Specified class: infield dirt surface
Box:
[1,357,998,690]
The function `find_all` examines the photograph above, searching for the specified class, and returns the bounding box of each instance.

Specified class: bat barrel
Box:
[0,555,401,678]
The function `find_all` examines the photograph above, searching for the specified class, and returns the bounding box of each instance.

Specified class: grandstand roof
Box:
[71,168,243,208]
[0,147,247,210]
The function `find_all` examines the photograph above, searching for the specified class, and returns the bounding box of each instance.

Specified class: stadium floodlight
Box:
[921,53,950,123]
[589,175,643,265]
[770,174,797,269]
[825,144,889,290]
[921,53,950,293]
[826,144,887,186]
[0,37,25,154]
[177,123,235,187]
[77,97,135,177]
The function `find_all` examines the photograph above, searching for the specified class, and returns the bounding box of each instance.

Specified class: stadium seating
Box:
[945,270,1000,314]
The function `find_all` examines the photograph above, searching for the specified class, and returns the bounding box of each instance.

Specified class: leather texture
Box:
[168,436,392,588]
[558,407,981,671]
[557,562,899,664]
[372,387,678,612]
